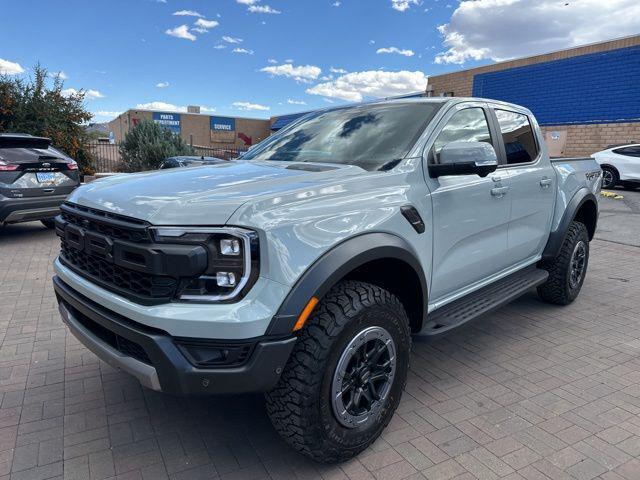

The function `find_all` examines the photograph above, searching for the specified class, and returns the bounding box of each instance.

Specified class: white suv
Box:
[592,143,640,189]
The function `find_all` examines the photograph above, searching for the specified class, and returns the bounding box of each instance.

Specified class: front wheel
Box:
[265,280,411,463]
[537,221,589,305]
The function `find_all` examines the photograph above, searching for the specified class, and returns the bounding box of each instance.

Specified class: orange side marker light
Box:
[292,296,319,332]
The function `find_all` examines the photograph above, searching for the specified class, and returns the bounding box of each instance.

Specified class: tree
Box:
[119,120,193,172]
[0,65,94,173]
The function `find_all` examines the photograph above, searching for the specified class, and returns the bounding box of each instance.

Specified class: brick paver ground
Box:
[2,222,640,480]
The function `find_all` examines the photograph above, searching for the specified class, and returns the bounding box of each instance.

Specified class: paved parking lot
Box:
[1,197,640,480]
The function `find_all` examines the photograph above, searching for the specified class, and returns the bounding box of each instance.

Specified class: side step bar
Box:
[417,266,549,337]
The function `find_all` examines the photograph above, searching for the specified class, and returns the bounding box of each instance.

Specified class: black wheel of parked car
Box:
[41,219,56,229]
[265,280,411,463]
[601,166,618,189]
[537,221,589,305]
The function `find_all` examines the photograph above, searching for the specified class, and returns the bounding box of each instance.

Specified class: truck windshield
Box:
[242,102,442,171]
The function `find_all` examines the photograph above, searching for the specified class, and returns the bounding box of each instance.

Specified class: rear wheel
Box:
[41,218,55,229]
[537,221,589,305]
[601,166,618,189]
[265,280,411,463]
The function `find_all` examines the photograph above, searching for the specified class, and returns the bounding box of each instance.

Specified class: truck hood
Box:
[68,160,366,225]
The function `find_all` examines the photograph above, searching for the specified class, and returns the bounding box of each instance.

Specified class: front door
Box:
[426,103,512,303]
[491,108,555,264]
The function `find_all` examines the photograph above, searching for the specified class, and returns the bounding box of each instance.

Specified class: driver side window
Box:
[432,108,493,164]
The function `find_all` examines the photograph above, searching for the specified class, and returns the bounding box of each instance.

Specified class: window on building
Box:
[432,108,493,163]
[495,109,539,164]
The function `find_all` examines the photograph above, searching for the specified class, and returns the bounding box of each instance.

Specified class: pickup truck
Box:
[51,98,601,463]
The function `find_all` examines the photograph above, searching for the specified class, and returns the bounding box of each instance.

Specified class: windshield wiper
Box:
[378,159,402,171]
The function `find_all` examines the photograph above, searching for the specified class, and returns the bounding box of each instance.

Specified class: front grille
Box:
[61,243,177,298]
[69,303,152,365]
[58,203,178,303]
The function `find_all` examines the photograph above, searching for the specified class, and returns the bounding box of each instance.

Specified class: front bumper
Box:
[53,275,297,395]
[0,194,69,223]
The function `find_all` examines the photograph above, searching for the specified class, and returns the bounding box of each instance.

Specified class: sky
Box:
[1,0,639,123]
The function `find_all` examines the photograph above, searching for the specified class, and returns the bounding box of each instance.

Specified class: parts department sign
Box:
[152,112,181,134]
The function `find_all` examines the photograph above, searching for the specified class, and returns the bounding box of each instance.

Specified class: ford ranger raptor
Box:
[51,98,601,463]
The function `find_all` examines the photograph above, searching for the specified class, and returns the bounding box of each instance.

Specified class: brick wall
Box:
[541,122,640,157]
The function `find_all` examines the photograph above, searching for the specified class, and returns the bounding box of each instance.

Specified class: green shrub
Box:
[0,65,94,173]
[119,120,193,172]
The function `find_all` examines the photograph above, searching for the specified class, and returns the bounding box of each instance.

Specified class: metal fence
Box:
[88,142,122,173]
[192,145,248,160]
[88,142,248,173]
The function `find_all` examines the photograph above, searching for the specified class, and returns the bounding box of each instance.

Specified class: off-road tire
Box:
[537,221,589,305]
[601,166,618,189]
[41,218,55,229]
[265,280,411,463]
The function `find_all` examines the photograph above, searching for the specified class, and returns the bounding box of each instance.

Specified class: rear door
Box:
[489,108,555,265]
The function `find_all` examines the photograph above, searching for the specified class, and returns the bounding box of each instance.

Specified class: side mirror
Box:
[429,141,498,178]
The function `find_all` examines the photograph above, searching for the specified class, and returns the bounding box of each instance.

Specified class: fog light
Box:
[216,272,236,287]
[220,238,240,255]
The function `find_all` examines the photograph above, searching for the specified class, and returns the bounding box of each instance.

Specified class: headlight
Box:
[150,227,259,302]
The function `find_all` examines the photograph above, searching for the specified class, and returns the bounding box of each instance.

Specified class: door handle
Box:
[491,176,503,183]
[540,178,552,188]
[491,186,509,197]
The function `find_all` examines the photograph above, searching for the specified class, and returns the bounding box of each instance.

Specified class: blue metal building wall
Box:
[472,45,640,126]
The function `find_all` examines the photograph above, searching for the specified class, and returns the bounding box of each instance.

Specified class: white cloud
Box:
[62,88,105,100]
[248,4,281,14]
[0,58,25,75]
[173,10,203,17]
[267,58,278,64]
[214,44,227,49]
[376,46,415,56]
[236,0,258,4]
[287,99,307,105]
[330,67,347,74]
[136,101,186,112]
[165,25,196,41]
[306,70,427,102]
[194,18,219,29]
[156,81,169,88]
[92,111,122,120]
[222,35,243,43]
[260,63,322,82]
[391,0,420,12]
[192,27,209,34]
[49,70,68,80]
[435,0,640,64]
[233,47,254,55]
[233,101,270,111]
[333,1,341,6]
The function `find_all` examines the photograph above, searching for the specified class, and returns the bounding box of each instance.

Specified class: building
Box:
[107,106,271,150]
[426,35,640,157]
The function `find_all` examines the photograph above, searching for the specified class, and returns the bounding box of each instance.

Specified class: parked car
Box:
[0,134,80,228]
[51,98,601,463]
[159,156,225,169]
[591,143,640,189]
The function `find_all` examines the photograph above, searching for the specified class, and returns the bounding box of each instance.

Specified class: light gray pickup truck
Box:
[52,98,601,463]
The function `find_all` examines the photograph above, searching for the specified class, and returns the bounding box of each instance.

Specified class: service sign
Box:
[211,116,236,132]
[152,112,181,134]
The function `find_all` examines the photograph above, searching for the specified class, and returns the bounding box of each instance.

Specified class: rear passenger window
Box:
[495,109,539,164]
[612,146,640,157]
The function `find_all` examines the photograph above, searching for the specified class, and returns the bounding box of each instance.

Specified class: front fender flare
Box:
[266,232,427,335]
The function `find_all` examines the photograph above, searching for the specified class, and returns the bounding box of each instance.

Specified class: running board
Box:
[417,266,548,337]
